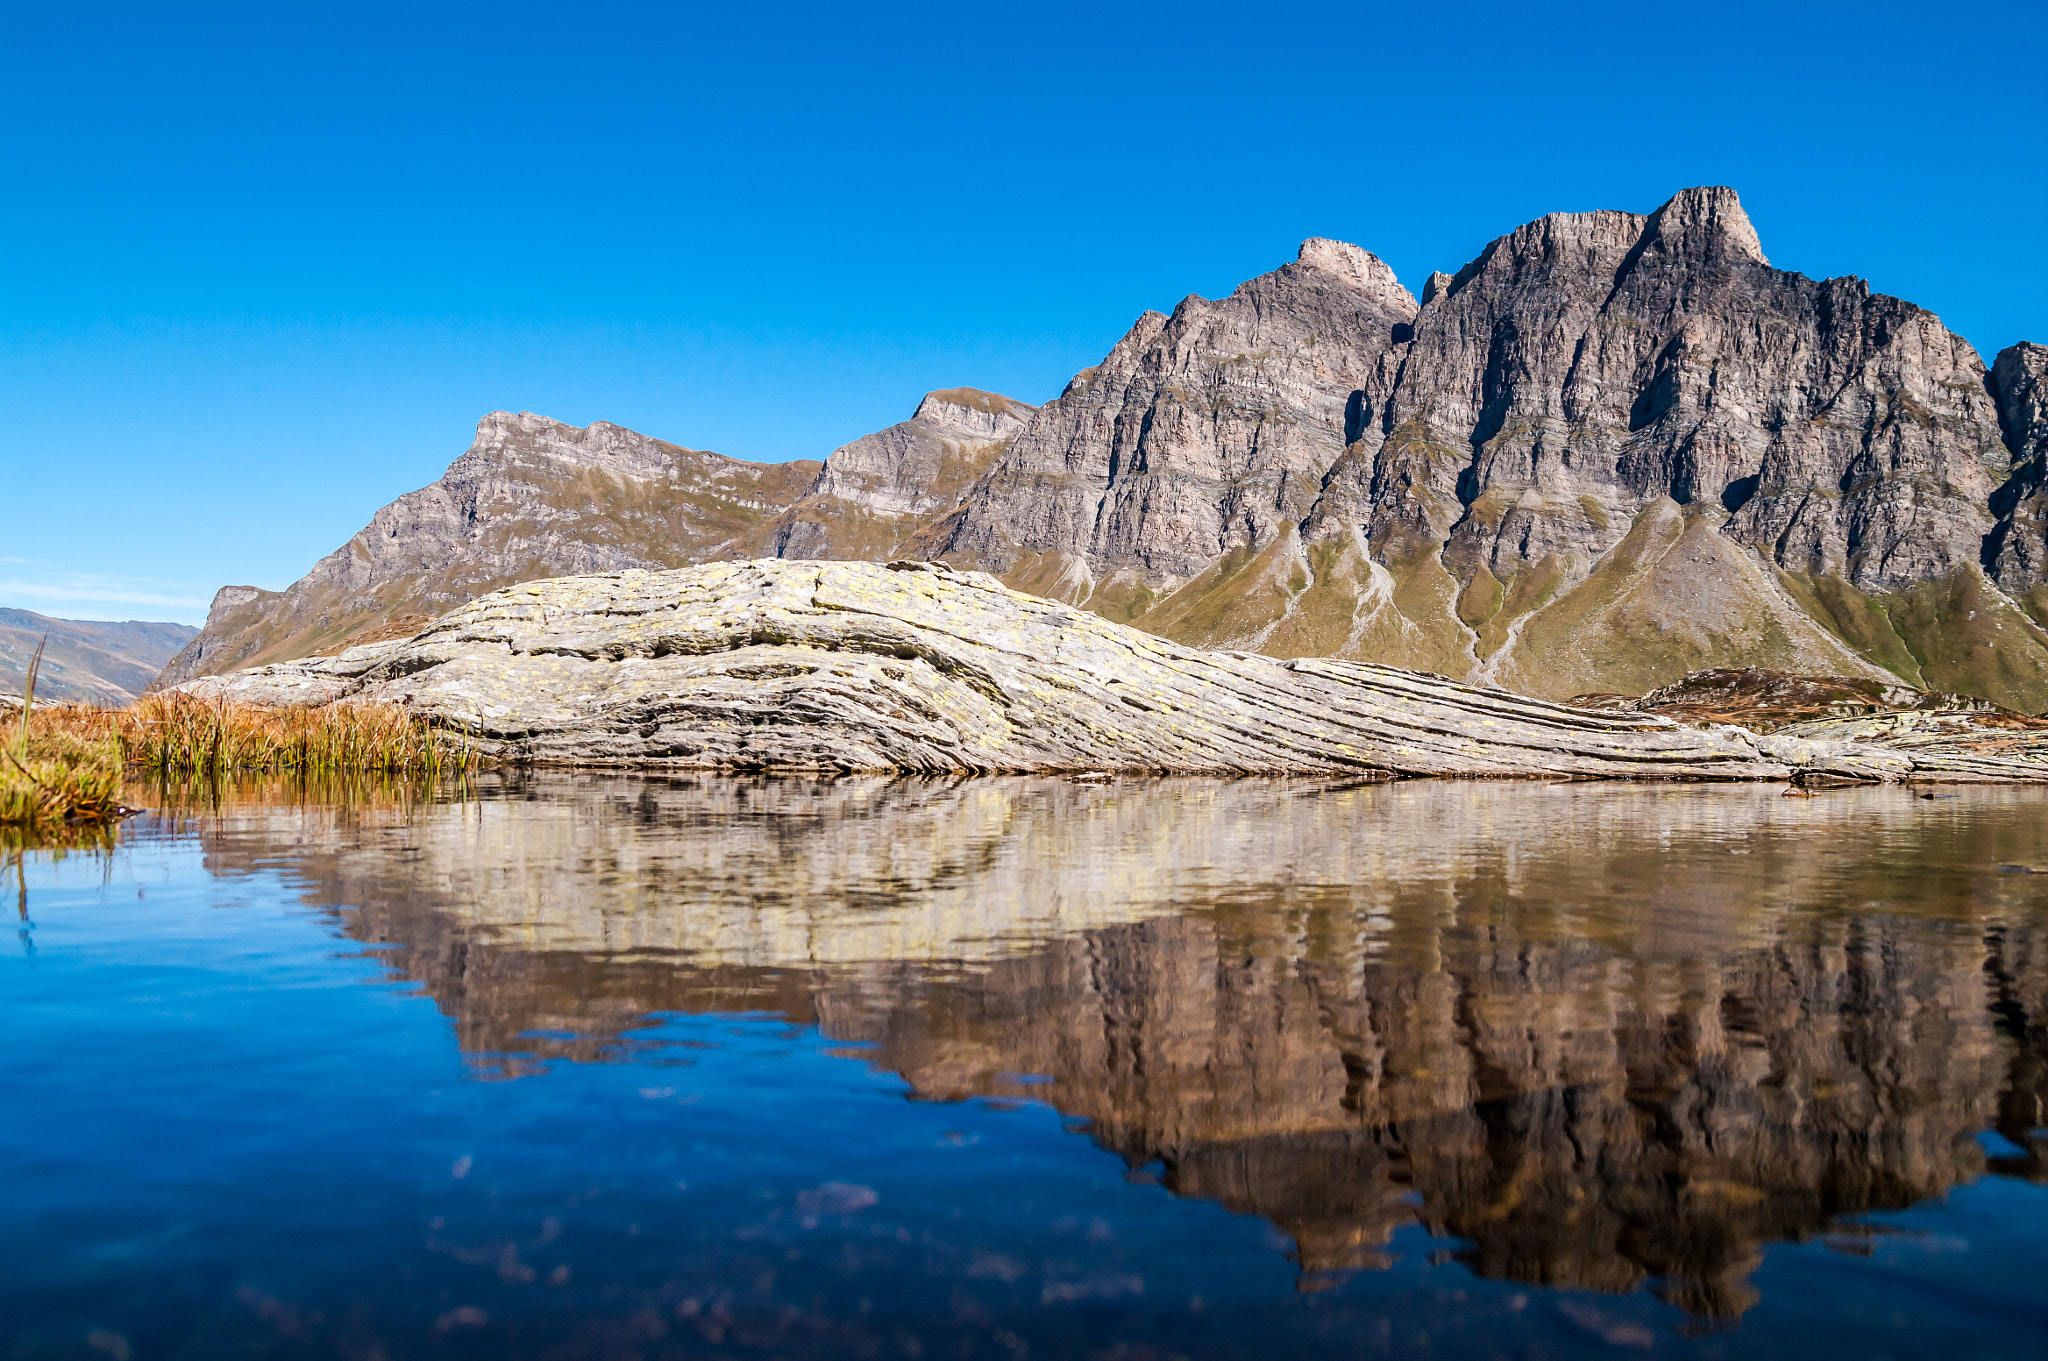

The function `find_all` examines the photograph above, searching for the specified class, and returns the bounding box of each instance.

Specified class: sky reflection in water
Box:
[4,775,2046,1360]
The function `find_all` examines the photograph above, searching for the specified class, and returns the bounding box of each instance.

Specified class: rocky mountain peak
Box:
[1292,238,1418,313]
[1643,184,1769,266]
[153,414,821,688]
[909,387,1036,441]
[465,410,644,479]
[158,187,2048,714]
[210,584,272,614]
[765,387,1035,559]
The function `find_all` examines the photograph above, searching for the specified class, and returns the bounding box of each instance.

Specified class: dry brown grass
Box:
[126,692,475,777]
[2,691,480,831]
[3,702,126,828]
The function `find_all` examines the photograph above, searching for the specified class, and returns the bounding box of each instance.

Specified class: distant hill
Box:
[152,390,1030,687]
[0,609,198,706]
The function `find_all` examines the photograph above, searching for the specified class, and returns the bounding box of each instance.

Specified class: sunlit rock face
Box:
[158,391,1030,690]
[941,189,2048,708]
[767,389,1035,559]
[154,413,825,687]
[936,239,1419,595]
[194,776,2048,1313]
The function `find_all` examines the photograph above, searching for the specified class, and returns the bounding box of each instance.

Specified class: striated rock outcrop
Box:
[176,559,2047,781]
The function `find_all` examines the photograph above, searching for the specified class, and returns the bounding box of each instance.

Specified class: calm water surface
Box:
[5,775,2045,1359]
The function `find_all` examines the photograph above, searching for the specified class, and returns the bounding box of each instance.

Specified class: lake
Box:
[5,775,2044,1359]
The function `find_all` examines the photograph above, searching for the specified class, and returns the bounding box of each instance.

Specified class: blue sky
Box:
[3,0,2043,625]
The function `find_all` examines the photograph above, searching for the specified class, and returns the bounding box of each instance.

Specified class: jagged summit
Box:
[1435,186,1767,305]
[1292,238,1418,311]
[908,387,1036,440]
[461,409,770,479]
[768,386,1034,552]
[1647,184,1769,265]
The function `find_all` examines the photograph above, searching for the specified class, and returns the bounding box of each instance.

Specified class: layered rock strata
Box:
[176,559,2046,782]
[944,189,2048,710]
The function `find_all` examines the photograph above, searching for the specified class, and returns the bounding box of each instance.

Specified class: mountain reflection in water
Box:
[198,774,2048,1319]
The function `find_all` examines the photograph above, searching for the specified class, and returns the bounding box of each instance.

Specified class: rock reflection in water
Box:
[200,775,2048,1317]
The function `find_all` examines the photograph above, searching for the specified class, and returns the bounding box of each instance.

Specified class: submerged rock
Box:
[175,560,2048,784]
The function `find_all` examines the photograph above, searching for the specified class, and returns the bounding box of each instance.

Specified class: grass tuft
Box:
[1,636,124,829]
[2,682,481,832]
[128,692,475,778]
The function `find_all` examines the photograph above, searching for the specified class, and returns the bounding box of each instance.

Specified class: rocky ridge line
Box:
[156,189,2048,711]
[0,608,197,706]
[937,188,2048,709]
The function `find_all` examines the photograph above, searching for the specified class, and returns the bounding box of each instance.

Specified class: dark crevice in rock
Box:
[1721,475,1760,514]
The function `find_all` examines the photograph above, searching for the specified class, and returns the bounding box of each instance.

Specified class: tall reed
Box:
[1,638,127,828]
[128,693,476,777]
[3,684,479,831]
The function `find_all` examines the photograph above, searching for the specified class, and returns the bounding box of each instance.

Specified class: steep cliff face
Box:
[935,188,2048,709]
[1364,186,2029,701]
[1355,188,2006,593]
[1989,342,2048,623]
[939,239,1418,622]
[155,412,824,686]
[765,387,1033,560]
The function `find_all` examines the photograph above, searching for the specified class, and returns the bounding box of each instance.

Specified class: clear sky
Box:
[3,0,2043,625]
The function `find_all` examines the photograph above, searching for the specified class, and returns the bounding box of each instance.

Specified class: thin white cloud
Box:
[0,578,212,616]
[0,581,209,608]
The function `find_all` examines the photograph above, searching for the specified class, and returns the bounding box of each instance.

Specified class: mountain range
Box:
[1,609,197,706]
[155,188,2048,712]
